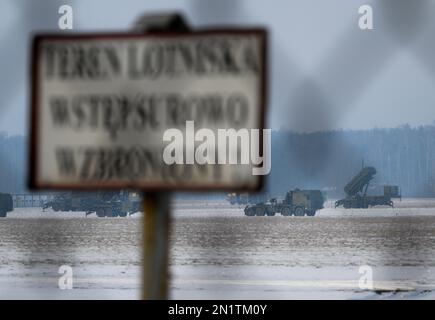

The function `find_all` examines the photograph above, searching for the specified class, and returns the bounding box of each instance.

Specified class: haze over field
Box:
[2,125,435,198]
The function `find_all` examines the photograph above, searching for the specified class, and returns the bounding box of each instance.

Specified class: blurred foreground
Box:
[1,198,435,299]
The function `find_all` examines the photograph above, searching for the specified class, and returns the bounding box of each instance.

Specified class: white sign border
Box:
[29,29,268,191]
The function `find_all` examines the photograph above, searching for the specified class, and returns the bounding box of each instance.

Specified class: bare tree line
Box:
[1,124,435,197]
[269,125,435,198]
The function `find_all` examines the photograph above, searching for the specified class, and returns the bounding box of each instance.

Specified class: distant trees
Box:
[0,134,26,194]
[1,125,435,197]
[269,125,435,198]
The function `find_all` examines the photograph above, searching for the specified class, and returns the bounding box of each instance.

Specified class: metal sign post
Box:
[134,14,189,300]
[142,192,170,299]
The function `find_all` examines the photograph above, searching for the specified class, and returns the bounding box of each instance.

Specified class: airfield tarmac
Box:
[1,198,435,299]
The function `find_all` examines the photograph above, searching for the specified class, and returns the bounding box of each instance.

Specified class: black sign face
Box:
[30,29,267,191]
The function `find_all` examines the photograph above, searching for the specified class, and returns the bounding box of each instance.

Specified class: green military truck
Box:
[0,193,13,217]
[335,166,401,208]
[43,191,142,217]
[244,189,325,217]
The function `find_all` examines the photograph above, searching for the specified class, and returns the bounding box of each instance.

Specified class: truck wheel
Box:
[0,210,6,218]
[306,210,316,216]
[96,209,106,217]
[282,207,291,216]
[255,207,265,216]
[266,211,275,216]
[244,207,255,216]
[245,207,256,216]
[118,211,128,217]
[294,206,305,216]
[52,204,60,212]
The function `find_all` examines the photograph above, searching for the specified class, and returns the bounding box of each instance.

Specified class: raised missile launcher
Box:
[335,166,400,208]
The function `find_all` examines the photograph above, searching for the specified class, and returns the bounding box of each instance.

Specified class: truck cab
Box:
[0,193,13,217]
[244,189,324,217]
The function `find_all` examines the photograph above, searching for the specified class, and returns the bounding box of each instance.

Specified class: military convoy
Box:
[0,193,13,217]
[43,191,142,217]
[244,189,325,216]
[335,166,401,208]
[0,166,402,218]
[243,165,401,216]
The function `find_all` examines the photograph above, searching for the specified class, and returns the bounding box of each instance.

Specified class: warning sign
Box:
[30,30,267,190]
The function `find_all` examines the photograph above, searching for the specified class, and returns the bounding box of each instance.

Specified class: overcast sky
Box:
[1,0,435,135]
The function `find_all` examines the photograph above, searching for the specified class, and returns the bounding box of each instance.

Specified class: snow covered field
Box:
[1,198,435,299]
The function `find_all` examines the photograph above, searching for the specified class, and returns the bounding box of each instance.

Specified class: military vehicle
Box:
[226,192,268,205]
[335,166,401,208]
[244,189,325,216]
[43,191,142,217]
[0,193,13,218]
